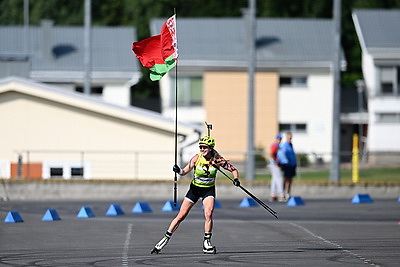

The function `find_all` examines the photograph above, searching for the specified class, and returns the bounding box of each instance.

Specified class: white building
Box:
[0,20,141,107]
[353,9,400,163]
[151,17,346,163]
[0,77,200,179]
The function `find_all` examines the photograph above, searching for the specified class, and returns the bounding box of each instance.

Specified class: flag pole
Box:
[173,10,178,207]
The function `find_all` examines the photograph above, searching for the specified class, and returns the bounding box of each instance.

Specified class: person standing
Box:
[280,132,297,200]
[268,134,285,202]
[150,136,240,254]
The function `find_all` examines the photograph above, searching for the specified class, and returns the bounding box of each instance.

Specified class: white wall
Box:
[0,160,10,178]
[362,52,400,153]
[279,73,333,160]
[102,84,130,107]
[368,98,400,152]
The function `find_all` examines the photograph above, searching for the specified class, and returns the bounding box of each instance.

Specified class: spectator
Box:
[269,134,285,202]
[279,132,297,199]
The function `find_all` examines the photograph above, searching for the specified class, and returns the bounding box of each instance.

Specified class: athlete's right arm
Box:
[180,154,199,176]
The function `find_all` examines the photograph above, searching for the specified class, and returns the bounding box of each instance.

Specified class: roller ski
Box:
[203,233,216,254]
[150,233,171,254]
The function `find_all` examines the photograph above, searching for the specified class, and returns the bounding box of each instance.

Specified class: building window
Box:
[50,167,63,178]
[279,76,308,87]
[43,161,89,179]
[279,123,307,133]
[175,77,203,106]
[376,113,400,123]
[71,167,84,177]
[379,66,399,95]
[76,86,104,95]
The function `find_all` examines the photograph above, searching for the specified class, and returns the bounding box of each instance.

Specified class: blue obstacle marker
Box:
[77,206,96,218]
[132,202,153,213]
[162,201,180,212]
[287,196,305,206]
[214,199,222,209]
[397,196,400,203]
[239,197,259,207]
[351,194,374,204]
[106,204,125,216]
[42,209,61,221]
[4,211,24,223]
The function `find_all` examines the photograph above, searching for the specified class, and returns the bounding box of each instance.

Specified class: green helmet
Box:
[199,136,215,147]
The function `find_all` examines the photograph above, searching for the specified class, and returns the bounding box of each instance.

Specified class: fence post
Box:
[17,154,23,179]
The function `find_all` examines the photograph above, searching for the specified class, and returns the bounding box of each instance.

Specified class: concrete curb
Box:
[1,180,399,201]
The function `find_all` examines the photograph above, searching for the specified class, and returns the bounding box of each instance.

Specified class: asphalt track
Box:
[1,198,399,267]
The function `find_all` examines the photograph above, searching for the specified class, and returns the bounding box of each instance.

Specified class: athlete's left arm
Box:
[215,157,239,179]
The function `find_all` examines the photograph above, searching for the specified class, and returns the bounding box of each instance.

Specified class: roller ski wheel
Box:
[150,235,170,254]
[203,246,216,254]
[150,247,161,254]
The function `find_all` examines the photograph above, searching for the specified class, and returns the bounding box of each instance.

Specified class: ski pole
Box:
[216,167,278,219]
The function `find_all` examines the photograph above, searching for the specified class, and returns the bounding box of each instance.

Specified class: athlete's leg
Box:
[168,198,195,233]
[202,196,216,254]
[202,196,214,233]
[151,198,195,254]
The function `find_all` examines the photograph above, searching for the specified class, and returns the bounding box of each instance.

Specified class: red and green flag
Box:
[132,15,178,81]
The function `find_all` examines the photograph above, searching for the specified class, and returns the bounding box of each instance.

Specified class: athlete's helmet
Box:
[199,136,215,147]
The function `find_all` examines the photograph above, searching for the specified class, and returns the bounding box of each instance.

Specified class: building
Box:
[352,9,400,164]
[151,17,346,164]
[0,20,141,107]
[0,77,200,180]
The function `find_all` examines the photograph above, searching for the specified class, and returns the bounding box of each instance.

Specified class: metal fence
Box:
[6,149,400,180]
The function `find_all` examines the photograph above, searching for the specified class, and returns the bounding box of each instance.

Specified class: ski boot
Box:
[150,233,170,254]
[203,233,216,254]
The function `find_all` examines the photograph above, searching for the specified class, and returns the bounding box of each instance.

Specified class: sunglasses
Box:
[199,145,209,150]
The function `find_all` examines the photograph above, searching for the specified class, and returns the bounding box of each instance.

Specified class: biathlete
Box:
[150,136,240,254]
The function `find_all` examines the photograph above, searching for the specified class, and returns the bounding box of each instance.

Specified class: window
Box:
[376,113,400,123]
[76,86,104,95]
[379,66,399,95]
[279,123,307,133]
[279,76,307,87]
[71,167,84,177]
[50,167,63,178]
[43,161,89,179]
[175,77,203,106]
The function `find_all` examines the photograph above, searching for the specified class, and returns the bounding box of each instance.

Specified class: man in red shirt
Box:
[269,134,285,202]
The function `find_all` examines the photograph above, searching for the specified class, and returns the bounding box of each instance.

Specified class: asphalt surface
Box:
[1,198,399,267]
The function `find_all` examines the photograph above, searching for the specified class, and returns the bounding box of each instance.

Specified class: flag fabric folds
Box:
[132,15,178,81]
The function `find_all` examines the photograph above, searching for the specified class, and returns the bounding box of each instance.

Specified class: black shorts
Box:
[283,165,297,178]
[185,182,216,203]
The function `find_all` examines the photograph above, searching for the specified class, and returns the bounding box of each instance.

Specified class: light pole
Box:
[356,79,365,155]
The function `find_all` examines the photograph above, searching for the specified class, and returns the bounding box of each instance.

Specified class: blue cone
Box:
[214,199,222,209]
[162,201,180,212]
[77,206,96,218]
[4,211,24,223]
[287,196,305,206]
[132,202,153,213]
[42,209,61,221]
[351,194,374,204]
[106,204,125,216]
[239,197,259,207]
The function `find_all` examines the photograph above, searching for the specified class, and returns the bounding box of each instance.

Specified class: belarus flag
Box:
[132,15,178,81]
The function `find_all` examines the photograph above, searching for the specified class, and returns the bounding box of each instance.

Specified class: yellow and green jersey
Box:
[192,153,217,188]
